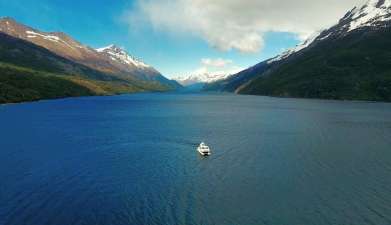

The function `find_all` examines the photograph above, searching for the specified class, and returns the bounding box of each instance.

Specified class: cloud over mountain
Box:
[201,58,233,67]
[126,0,365,53]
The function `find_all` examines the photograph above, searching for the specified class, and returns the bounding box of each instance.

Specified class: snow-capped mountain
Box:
[268,0,391,64]
[94,44,182,88]
[96,44,150,69]
[207,0,391,101]
[267,32,320,64]
[0,17,131,74]
[336,0,391,32]
[0,17,180,89]
[174,72,233,86]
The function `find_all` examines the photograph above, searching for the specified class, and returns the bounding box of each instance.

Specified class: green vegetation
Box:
[0,64,94,103]
[240,30,391,101]
[0,63,159,103]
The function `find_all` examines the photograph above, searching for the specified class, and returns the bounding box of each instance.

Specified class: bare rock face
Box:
[0,17,107,67]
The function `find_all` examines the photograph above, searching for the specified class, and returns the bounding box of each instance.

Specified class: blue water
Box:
[1,93,391,225]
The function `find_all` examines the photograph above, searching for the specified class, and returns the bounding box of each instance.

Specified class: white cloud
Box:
[191,65,243,76]
[126,0,366,53]
[180,58,243,78]
[201,58,232,67]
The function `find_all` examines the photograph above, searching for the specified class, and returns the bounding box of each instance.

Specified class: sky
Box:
[0,0,365,78]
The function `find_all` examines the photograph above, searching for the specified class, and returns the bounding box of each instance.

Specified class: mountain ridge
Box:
[205,0,391,102]
[0,17,181,103]
[174,72,233,86]
[0,17,180,90]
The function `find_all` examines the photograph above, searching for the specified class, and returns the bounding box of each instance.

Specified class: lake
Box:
[1,93,391,225]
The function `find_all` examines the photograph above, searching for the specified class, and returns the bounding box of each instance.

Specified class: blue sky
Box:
[0,0,359,78]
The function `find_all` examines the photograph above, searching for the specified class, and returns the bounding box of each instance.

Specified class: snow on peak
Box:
[345,0,391,31]
[267,0,391,65]
[24,30,78,49]
[96,44,116,52]
[267,32,320,64]
[26,30,60,42]
[96,44,150,68]
[174,71,234,86]
[369,0,391,8]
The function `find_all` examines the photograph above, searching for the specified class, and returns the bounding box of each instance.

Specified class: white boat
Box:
[197,142,211,156]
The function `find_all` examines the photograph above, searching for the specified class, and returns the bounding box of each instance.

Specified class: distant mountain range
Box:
[205,0,391,102]
[0,17,181,103]
[174,72,233,88]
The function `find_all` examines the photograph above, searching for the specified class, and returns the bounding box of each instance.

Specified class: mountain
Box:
[174,70,237,92]
[206,0,391,101]
[96,45,182,89]
[0,17,180,91]
[0,17,180,103]
[0,31,154,103]
[174,72,233,86]
[0,32,105,103]
[203,61,271,92]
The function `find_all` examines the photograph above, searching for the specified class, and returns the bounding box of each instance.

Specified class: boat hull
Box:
[197,148,211,156]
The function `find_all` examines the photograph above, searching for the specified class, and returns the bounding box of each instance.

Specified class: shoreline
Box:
[0,94,106,106]
[2,91,391,106]
[0,89,177,106]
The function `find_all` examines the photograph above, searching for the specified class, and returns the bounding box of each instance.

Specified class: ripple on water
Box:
[1,93,391,225]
